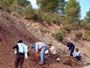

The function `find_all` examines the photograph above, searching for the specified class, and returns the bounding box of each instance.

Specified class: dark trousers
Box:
[70,47,75,56]
[15,53,24,68]
[70,49,74,56]
[76,56,81,60]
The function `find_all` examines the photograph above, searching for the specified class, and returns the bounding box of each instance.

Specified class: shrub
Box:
[62,24,72,33]
[84,23,90,30]
[74,31,82,40]
[83,31,90,41]
[11,12,19,17]
[53,31,65,41]
[23,4,34,18]
[32,13,38,20]
[34,10,64,25]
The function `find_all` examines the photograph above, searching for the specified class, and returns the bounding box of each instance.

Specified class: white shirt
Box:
[35,42,48,52]
[18,43,28,59]
[50,46,57,54]
[73,51,81,57]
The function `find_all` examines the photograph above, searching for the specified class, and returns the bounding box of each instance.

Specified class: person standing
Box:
[32,42,48,64]
[13,40,28,68]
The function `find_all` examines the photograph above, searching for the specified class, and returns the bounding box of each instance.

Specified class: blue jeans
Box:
[40,46,48,64]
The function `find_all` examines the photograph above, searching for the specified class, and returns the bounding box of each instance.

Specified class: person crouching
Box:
[31,41,48,64]
[48,44,60,62]
[73,48,81,60]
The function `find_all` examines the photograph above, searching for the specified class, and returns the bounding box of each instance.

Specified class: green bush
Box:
[84,23,90,30]
[74,31,82,40]
[23,4,34,18]
[79,22,85,29]
[83,31,90,41]
[53,31,65,41]
[62,23,72,33]
[35,10,64,25]
[11,12,19,17]
[32,13,38,20]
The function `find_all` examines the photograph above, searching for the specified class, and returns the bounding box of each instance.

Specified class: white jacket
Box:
[73,51,81,57]
[18,43,28,59]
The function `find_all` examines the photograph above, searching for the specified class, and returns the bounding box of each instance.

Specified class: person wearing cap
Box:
[31,41,48,64]
[13,40,28,68]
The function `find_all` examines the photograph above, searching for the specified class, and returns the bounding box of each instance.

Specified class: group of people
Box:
[12,40,81,68]
[64,41,81,60]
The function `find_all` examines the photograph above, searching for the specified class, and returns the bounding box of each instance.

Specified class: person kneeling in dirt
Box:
[31,41,48,64]
[73,48,81,60]
[49,44,57,55]
[48,44,60,62]
[13,40,29,68]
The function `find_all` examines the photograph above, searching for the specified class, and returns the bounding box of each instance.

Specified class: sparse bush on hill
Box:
[78,21,85,29]
[0,0,31,17]
[84,23,90,30]
[33,10,64,25]
[23,4,34,18]
[61,23,72,34]
[1,0,90,43]
[62,21,83,31]
[74,31,82,40]
[11,12,19,17]
[32,13,39,20]
[53,30,65,41]
[83,31,90,41]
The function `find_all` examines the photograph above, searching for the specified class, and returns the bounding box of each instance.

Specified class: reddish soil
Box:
[0,10,89,68]
[0,10,39,68]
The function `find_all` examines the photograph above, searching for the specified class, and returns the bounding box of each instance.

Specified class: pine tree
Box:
[85,8,90,23]
[37,0,65,13]
[65,0,80,22]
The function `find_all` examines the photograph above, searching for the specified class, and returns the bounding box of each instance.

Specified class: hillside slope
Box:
[0,10,40,68]
[0,10,90,68]
[22,19,90,68]
[0,10,74,68]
